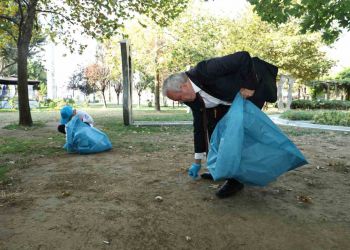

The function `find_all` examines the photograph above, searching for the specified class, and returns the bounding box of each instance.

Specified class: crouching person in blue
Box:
[163,51,278,198]
[58,105,94,134]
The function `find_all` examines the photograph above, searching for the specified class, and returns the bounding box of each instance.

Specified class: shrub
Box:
[281,110,315,120]
[291,100,350,110]
[41,98,76,109]
[314,111,350,126]
[8,97,18,109]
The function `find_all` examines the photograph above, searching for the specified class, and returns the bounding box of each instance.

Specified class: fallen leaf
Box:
[297,195,312,203]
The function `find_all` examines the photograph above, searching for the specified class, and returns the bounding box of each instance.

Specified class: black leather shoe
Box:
[201,172,214,180]
[216,179,244,199]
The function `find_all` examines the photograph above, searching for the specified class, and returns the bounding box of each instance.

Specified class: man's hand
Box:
[240,88,255,99]
[188,163,201,180]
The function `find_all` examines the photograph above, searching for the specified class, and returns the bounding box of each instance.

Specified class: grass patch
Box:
[3,121,46,130]
[281,110,317,120]
[0,165,9,182]
[281,126,327,136]
[0,109,16,112]
[0,135,65,156]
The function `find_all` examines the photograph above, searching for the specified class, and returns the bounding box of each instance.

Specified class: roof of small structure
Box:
[0,77,40,85]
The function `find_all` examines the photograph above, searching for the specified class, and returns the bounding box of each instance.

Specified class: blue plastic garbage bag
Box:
[207,93,307,186]
[64,116,112,154]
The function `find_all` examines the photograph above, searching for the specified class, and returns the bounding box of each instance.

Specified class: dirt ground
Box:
[1,111,350,250]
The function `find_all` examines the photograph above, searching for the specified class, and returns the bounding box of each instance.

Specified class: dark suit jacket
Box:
[184,51,278,154]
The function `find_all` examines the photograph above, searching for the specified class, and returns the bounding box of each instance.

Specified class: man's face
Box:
[166,81,196,102]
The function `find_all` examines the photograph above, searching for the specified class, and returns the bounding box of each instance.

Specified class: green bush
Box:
[291,100,350,110]
[281,110,350,126]
[314,111,350,126]
[41,98,75,109]
[48,100,57,109]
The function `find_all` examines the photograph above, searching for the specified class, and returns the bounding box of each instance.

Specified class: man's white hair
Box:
[162,72,188,96]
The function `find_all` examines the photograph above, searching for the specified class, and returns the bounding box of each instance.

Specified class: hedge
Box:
[290,100,350,110]
[281,110,350,126]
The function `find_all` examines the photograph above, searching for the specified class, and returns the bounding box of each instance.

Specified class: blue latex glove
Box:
[188,163,201,180]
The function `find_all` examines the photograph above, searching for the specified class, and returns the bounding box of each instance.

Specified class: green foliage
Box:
[7,97,18,109]
[108,4,332,100]
[306,79,350,100]
[291,100,350,110]
[35,0,188,51]
[226,14,334,82]
[28,60,47,84]
[314,111,350,126]
[135,70,155,96]
[336,68,350,80]
[248,0,350,44]
[166,11,228,72]
[38,82,47,101]
[40,98,75,109]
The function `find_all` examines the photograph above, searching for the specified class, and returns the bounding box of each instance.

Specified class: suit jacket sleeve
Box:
[189,51,259,90]
[185,97,207,154]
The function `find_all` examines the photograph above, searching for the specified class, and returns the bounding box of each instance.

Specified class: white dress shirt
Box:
[76,110,94,126]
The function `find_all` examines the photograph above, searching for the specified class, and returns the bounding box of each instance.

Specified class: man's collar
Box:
[189,79,200,93]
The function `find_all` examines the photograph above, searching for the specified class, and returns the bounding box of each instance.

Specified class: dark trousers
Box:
[205,105,230,140]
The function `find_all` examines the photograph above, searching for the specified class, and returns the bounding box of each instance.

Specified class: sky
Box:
[45,0,350,98]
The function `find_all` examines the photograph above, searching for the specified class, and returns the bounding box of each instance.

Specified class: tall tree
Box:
[67,67,84,98]
[85,63,110,108]
[134,70,154,107]
[112,80,123,105]
[119,19,176,111]
[221,13,334,82]
[248,0,350,44]
[0,0,188,126]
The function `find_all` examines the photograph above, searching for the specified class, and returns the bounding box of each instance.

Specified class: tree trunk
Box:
[17,1,38,126]
[101,91,107,108]
[138,94,141,108]
[108,83,111,102]
[277,75,285,110]
[286,78,295,110]
[155,69,160,111]
[17,55,33,126]
[117,93,120,105]
[154,35,161,111]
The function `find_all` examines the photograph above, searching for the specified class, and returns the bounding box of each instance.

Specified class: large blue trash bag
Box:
[207,93,307,186]
[64,116,112,154]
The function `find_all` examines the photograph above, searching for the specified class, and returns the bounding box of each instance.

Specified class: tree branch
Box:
[0,15,19,25]
[22,0,30,8]
[2,61,17,71]
[14,0,25,42]
[36,9,75,25]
